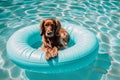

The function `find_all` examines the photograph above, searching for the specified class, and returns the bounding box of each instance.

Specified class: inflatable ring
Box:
[7,23,99,73]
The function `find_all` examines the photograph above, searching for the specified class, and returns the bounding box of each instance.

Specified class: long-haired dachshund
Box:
[39,19,69,60]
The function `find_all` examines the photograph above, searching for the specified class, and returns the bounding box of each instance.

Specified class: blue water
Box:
[0,0,120,80]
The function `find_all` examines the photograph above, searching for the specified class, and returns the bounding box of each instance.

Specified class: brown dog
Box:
[39,19,69,60]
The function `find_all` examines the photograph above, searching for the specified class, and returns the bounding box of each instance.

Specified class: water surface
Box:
[0,0,120,80]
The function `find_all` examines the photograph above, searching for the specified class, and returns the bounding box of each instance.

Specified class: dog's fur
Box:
[39,19,69,60]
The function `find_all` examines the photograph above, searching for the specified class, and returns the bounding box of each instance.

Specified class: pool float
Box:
[7,23,99,73]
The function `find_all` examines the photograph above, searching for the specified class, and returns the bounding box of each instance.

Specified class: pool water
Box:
[0,0,120,80]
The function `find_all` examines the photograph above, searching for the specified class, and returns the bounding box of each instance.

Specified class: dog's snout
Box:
[47,32,52,35]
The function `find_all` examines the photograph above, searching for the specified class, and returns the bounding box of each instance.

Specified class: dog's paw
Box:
[45,53,51,60]
[51,47,58,58]
[45,51,51,60]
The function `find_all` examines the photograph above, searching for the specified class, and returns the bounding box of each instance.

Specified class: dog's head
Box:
[40,19,61,37]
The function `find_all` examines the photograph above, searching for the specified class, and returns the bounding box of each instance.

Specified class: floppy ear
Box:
[40,20,45,36]
[55,20,61,34]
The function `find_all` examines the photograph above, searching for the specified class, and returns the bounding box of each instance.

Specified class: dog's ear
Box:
[40,20,45,36]
[55,20,61,34]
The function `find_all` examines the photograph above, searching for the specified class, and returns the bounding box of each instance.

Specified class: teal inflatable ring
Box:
[7,23,99,73]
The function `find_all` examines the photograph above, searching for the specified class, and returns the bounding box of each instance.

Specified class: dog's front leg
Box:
[45,48,52,60]
[50,47,58,58]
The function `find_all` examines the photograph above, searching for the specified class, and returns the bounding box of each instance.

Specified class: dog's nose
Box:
[47,32,52,35]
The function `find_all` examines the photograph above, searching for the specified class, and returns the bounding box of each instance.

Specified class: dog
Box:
[39,19,69,60]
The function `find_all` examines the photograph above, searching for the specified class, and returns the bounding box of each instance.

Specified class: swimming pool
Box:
[0,0,120,80]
